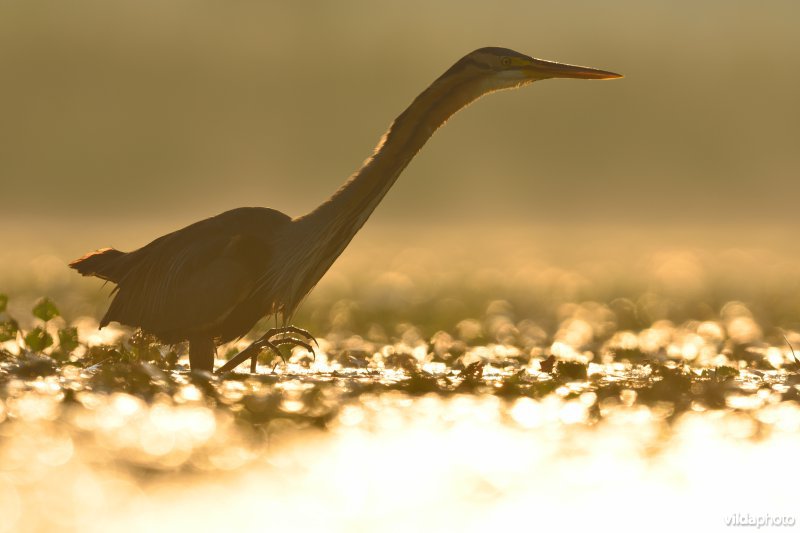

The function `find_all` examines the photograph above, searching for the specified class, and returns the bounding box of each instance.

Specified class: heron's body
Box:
[73,208,289,344]
[70,47,621,372]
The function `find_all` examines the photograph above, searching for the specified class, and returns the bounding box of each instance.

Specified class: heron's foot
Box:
[251,327,317,364]
[248,336,316,372]
[215,327,317,375]
[260,326,319,348]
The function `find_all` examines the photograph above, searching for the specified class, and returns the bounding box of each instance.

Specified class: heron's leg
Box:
[189,336,216,372]
[249,348,258,374]
[216,338,282,375]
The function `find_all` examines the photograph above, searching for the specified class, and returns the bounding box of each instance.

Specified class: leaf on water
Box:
[459,361,485,387]
[32,297,60,322]
[12,353,57,378]
[714,365,739,382]
[403,369,441,394]
[25,326,54,352]
[0,293,7,313]
[540,355,556,373]
[0,319,18,342]
[556,361,588,380]
[58,327,79,353]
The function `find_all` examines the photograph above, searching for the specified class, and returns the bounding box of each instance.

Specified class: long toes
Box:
[273,337,315,358]
[290,327,319,347]
[216,344,258,374]
[262,340,287,363]
[270,339,316,363]
[272,326,319,347]
[217,328,319,375]
[276,337,314,351]
[258,327,318,346]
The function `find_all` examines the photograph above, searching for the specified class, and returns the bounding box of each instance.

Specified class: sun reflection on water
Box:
[4,249,800,531]
[0,345,798,531]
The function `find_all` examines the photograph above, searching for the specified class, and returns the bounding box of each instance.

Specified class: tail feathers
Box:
[69,248,127,283]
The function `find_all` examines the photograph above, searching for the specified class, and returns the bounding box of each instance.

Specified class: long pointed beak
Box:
[527,58,623,80]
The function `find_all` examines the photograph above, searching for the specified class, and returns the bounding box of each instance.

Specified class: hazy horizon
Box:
[2,0,800,332]
[2,0,799,230]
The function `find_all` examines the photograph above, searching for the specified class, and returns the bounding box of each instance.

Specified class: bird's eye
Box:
[501,57,512,67]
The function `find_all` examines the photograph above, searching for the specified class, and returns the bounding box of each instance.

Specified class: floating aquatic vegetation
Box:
[1,294,799,530]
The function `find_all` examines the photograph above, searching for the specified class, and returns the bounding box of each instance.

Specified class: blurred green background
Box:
[2,0,799,329]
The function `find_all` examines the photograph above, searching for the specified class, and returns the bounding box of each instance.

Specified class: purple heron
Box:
[70,47,621,374]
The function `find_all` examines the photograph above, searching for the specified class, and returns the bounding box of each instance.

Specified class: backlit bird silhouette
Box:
[70,47,621,374]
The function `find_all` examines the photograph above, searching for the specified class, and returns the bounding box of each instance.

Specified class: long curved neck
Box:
[274,68,488,315]
[300,72,485,231]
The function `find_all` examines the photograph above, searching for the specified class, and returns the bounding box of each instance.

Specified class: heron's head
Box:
[438,47,622,94]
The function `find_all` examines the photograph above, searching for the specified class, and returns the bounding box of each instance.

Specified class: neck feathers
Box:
[271,67,486,316]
